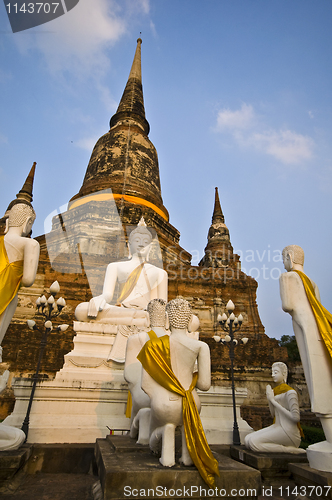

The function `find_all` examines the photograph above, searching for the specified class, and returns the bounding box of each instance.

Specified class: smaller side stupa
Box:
[199,187,237,269]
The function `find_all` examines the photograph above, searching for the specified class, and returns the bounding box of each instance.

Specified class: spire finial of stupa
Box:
[1,162,36,223]
[198,187,232,268]
[110,38,150,134]
[16,161,36,203]
[212,187,225,224]
[128,37,142,82]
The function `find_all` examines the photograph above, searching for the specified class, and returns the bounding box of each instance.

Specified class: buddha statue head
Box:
[5,202,36,237]
[147,298,167,328]
[282,245,304,272]
[272,361,288,384]
[166,298,192,330]
[128,217,153,260]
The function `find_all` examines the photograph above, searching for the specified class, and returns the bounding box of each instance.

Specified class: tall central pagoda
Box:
[70,39,169,224]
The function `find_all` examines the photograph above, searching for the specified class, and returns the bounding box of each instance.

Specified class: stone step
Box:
[95,435,261,500]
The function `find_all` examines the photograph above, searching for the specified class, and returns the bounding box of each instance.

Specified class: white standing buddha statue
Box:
[280,244,332,471]
[0,201,40,362]
[244,362,305,454]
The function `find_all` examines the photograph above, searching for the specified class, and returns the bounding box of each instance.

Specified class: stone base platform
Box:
[306,441,332,473]
[3,375,130,443]
[3,380,252,445]
[0,443,98,499]
[0,444,32,483]
[230,445,308,483]
[289,463,332,500]
[4,321,253,444]
[95,435,261,500]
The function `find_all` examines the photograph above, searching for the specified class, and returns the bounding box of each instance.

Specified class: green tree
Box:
[278,335,301,362]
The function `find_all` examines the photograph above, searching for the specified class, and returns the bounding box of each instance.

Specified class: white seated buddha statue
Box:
[244,362,305,454]
[75,218,168,362]
[137,298,219,488]
[124,298,168,444]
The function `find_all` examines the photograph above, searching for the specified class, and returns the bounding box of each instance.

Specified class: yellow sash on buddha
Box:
[0,236,23,316]
[292,270,332,360]
[137,335,219,488]
[125,391,133,419]
[125,330,158,418]
[116,262,145,306]
[273,383,304,438]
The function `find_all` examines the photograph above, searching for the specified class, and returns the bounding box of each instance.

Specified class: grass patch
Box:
[300,425,325,449]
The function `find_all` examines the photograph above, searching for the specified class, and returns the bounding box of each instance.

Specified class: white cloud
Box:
[150,20,157,38]
[13,0,149,78]
[215,103,314,165]
[137,0,150,15]
[96,83,118,113]
[216,103,255,131]
[249,129,314,164]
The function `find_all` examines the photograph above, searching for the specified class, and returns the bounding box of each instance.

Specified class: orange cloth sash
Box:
[273,383,304,438]
[292,270,332,359]
[116,262,145,306]
[125,391,132,419]
[0,236,23,316]
[137,335,219,488]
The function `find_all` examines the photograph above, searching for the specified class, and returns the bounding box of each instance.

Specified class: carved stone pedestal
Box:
[95,435,261,500]
[230,445,308,483]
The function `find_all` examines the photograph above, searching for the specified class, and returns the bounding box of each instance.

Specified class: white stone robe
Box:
[280,271,332,415]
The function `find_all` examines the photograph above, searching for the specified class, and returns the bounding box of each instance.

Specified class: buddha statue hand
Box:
[87,295,107,318]
[266,384,274,402]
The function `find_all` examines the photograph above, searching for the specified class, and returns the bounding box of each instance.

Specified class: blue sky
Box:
[1,0,332,340]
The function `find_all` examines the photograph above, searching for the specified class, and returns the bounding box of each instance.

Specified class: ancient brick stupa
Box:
[70,38,169,224]
[0,39,288,426]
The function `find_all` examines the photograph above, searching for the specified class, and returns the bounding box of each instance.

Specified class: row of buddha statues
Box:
[0,172,331,474]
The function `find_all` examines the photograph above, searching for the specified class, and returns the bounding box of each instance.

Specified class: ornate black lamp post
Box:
[213,300,248,446]
[21,281,68,440]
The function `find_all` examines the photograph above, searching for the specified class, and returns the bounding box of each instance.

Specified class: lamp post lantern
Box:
[21,281,69,440]
[213,300,248,446]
